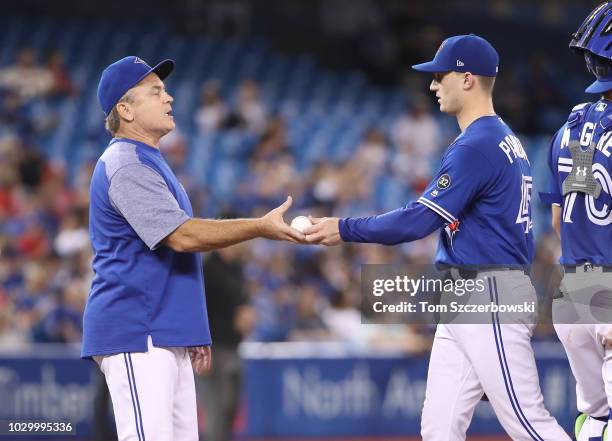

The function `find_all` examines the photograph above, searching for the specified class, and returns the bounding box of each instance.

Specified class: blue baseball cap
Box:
[586,78,612,94]
[412,34,499,77]
[97,56,174,115]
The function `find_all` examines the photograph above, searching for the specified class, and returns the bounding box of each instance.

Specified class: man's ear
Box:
[117,102,134,123]
[463,72,475,91]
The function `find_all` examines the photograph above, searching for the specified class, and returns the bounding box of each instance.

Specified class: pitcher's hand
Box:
[304,217,342,246]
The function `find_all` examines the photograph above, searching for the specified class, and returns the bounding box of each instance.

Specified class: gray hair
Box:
[104,90,136,136]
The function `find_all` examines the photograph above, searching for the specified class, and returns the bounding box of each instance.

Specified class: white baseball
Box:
[290,216,312,233]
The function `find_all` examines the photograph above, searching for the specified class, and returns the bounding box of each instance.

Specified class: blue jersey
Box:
[546,100,612,265]
[82,138,211,358]
[418,115,534,266]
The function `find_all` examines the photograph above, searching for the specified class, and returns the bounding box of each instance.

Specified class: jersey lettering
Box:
[586,164,612,226]
[560,127,571,149]
[562,193,577,223]
[498,135,529,165]
[516,175,533,233]
[597,131,612,157]
[580,122,596,147]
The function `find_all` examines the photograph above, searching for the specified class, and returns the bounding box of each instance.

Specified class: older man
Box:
[82,56,303,441]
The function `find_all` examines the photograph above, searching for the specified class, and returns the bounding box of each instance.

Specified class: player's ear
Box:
[463,72,475,91]
[116,101,134,123]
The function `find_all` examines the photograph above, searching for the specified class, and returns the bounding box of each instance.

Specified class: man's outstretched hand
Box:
[304,217,342,246]
[259,196,306,243]
[189,346,212,375]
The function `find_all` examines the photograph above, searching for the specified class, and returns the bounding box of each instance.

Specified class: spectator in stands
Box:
[0,91,34,137]
[159,127,209,215]
[204,0,251,37]
[342,128,389,194]
[494,68,530,134]
[522,54,565,133]
[12,262,55,342]
[0,140,19,220]
[54,207,89,258]
[289,283,330,341]
[321,288,362,341]
[0,48,53,100]
[17,220,51,260]
[160,126,189,170]
[246,241,297,342]
[530,232,563,342]
[195,80,228,133]
[0,131,92,345]
[390,95,441,192]
[302,162,341,209]
[55,279,86,343]
[41,161,77,220]
[0,305,26,348]
[239,138,299,212]
[32,276,85,344]
[365,323,432,354]
[46,49,76,99]
[353,128,388,173]
[196,241,255,441]
[226,79,267,134]
[0,243,23,295]
[250,115,292,162]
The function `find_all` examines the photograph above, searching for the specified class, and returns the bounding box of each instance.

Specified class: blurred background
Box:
[0,0,602,439]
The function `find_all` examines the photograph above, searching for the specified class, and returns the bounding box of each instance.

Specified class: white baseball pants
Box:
[421,270,570,440]
[554,268,612,440]
[94,336,198,441]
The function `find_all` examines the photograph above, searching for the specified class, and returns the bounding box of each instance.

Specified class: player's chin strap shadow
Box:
[562,141,602,199]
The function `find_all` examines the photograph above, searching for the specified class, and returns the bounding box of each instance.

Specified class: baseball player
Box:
[540,3,612,440]
[304,35,570,440]
[82,56,304,441]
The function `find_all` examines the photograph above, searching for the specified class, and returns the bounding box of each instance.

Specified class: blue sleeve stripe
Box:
[417,197,456,224]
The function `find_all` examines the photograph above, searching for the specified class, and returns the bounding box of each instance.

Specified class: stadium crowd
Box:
[0,24,568,352]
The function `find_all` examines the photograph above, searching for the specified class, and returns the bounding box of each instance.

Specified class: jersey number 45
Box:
[516,175,533,234]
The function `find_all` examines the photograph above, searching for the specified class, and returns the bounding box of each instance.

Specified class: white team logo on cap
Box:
[134,57,146,64]
[456,60,465,67]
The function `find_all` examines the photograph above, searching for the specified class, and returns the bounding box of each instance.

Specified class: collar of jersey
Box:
[110,137,161,154]
[464,114,499,132]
